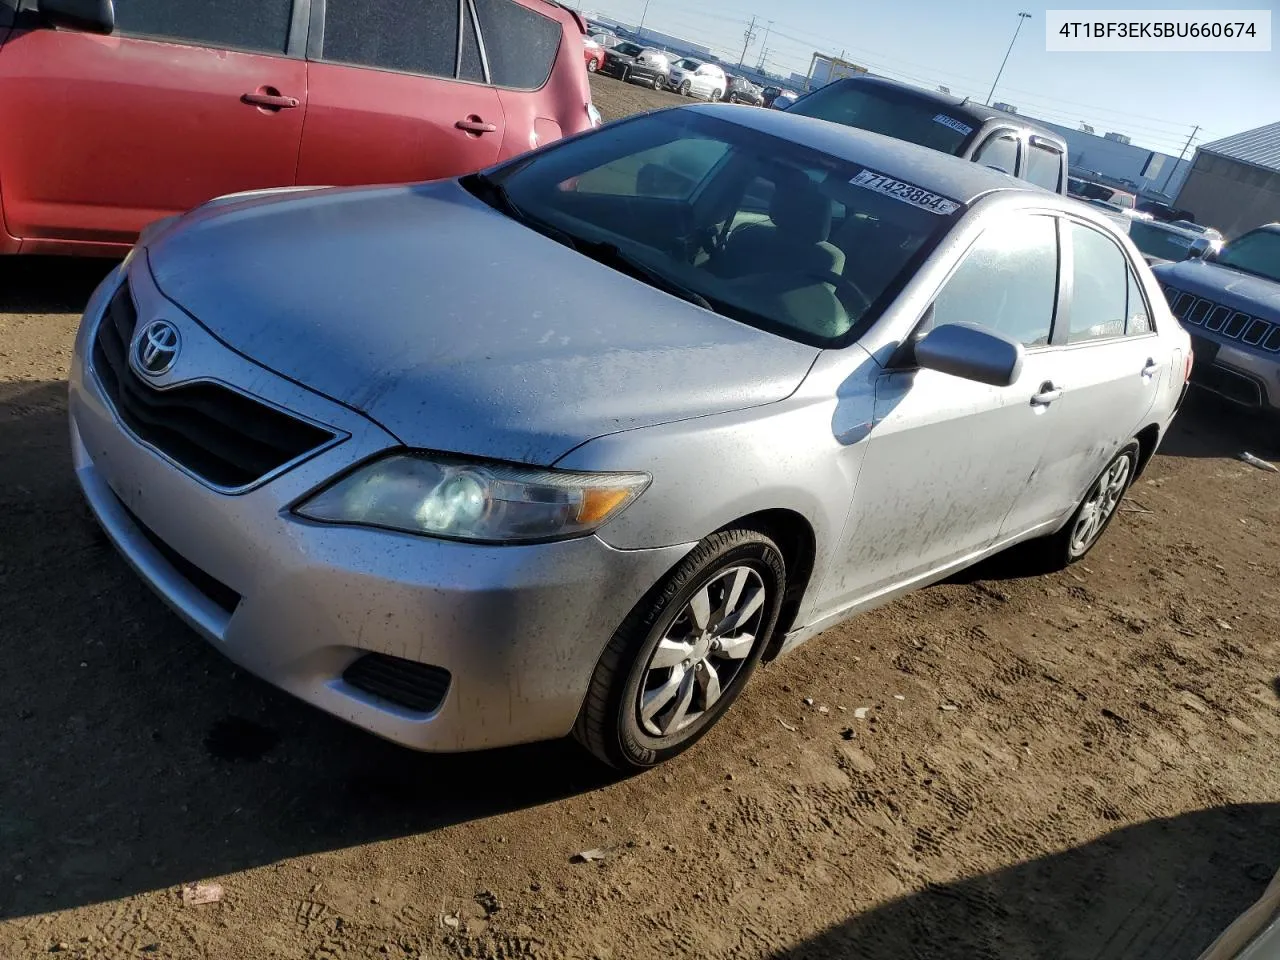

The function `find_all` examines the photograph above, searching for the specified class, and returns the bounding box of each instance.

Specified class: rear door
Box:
[296,0,504,188]
[1001,217,1165,536]
[0,0,306,247]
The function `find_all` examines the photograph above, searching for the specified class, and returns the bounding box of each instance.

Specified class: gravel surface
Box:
[2,77,1280,960]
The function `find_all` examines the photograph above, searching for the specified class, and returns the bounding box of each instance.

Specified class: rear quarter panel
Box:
[0,20,17,250]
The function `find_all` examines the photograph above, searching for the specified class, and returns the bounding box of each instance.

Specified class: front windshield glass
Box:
[483,110,959,347]
[615,42,641,55]
[1127,221,1197,262]
[1216,230,1280,283]
[785,82,976,156]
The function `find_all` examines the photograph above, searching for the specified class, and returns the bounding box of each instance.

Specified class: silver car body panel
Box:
[145,179,820,466]
[70,107,1189,751]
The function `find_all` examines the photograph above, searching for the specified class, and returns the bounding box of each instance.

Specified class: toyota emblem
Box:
[134,319,181,377]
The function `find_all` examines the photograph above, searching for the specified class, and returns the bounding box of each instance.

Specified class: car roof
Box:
[685,103,1037,205]
[821,75,1067,145]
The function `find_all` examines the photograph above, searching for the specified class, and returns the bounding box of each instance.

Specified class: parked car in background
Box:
[589,29,619,48]
[1127,218,1207,265]
[667,58,726,100]
[761,85,798,108]
[0,0,599,257]
[583,35,604,72]
[1137,198,1196,223]
[71,103,1188,771]
[1154,223,1280,414]
[780,76,1070,194]
[598,40,669,89]
[723,75,764,106]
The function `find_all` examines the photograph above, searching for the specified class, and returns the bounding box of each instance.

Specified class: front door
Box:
[0,0,305,246]
[823,213,1067,605]
[296,0,504,187]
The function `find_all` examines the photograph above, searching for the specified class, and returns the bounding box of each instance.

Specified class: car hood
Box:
[1152,259,1280,322]
[145,180,819,465]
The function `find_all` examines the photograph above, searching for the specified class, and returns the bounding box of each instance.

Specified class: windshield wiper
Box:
[572,239,715,311]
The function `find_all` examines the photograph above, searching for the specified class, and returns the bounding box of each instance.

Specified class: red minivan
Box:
[0,0,600,257]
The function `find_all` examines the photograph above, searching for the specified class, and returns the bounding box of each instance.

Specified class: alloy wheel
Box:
[637,565,767,737]
[1070,454,1132,556]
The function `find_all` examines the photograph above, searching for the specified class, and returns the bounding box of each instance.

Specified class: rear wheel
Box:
[711,88,723,102]
[679,79,691,96]
[650,73,661,89]
[1034,441,1139,569]
[574,529,786,770]
[587,58,598,73]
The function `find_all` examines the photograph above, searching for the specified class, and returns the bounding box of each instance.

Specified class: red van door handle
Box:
[455,117,498,134]
[241,90,300,110]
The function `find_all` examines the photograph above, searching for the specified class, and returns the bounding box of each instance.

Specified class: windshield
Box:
[615,42,642,55]
[1215,229,1280,283]
[1127,221,1197,263]
[785,82,977,155]
[478,110,960,347]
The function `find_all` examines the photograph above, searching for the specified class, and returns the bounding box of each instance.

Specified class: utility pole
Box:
[756,46,769,70]
[637,0,650,36]
[738,15,758,67]
[758,20,773,58]
[986,11,1030,105]
[1161,124,1200,194]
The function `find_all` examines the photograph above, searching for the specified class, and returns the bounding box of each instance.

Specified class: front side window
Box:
[480,110,958,346]
[786,82,976,156]
[1215,229,1280,283]
[1024,144,1063,192]
[931,214,1058,348]
[113,0,292,54]
[973,135,1019,176]
[615,42,643,56]
[473,0,561,89]
[324,0,458,77]
[1065,221,1128,342]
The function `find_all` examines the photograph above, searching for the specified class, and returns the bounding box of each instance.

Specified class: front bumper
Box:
[69,262,692,752]
[1187,334,1280,413]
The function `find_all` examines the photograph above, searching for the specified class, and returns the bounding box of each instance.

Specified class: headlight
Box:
[294,453,649,544]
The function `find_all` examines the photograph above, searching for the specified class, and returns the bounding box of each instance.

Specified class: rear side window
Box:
[113,0,292,54]
[1065,221,1128,342]
[1126,269,1153,334]
[473,0,561,89]
[323,0,458,78]
[932,214,1058,348]
[973,135,1019,176]
[1025,145,1063,192]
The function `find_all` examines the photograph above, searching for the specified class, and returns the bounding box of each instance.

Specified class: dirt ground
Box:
[3,76,1280,960]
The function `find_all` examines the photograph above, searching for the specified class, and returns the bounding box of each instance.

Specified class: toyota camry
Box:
[70,104,1191,770]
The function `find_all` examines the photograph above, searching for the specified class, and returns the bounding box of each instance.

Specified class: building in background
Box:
[1175,122,1280,238]
[806,53,867,89]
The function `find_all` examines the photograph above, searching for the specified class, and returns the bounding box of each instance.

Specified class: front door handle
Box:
[242,89,300,110]
[456,117,498,134]
[1141,357,1158,379]
[1031,382,1063,406]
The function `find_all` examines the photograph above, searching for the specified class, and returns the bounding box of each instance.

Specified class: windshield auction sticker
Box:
[850,170,960,215]
[933,115,974,136]
[1045,10,1271,51]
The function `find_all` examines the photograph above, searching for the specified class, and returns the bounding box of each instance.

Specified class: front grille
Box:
[1162,285,1280,353]
[342,653,452,714]
[92,282,335,488]
[113,491,243,616]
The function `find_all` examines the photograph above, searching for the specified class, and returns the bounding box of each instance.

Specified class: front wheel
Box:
[650,73,661,89]
[1035,441,1139,569]
[587,58,598,73]
[574,529,786,770]
[711,88,723,102]
[678,80,691,96]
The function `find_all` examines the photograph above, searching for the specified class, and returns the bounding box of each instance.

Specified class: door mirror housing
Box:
[772,95,795,110]
[38,0,114,33]
[915,322,1024,387]
[1188,237,1215,260]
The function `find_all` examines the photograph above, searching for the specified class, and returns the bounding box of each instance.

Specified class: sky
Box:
[582,0,1279,157]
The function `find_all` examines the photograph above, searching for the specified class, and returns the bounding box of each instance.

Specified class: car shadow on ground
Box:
[0,383,620,921]
[0,256,116,315]
[1159,390,1280,463]
[772,803,1280,960]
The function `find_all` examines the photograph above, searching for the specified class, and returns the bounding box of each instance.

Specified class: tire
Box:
[1034,440,1140,569]
[574,528,786,771]
[711,88,723,102]
[621,67,630,83]
[679,80,691,96]
[587,58,598,73]
[650,73,661,89]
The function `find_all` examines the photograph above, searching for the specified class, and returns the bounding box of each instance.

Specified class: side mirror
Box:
[37,0,114,33]
[772,95,795,111]
[1188,237,1214,260]
[915,322,1024,387]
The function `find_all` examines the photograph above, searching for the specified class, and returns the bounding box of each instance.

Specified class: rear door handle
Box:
[1141,357,1158,379]
[1031,382,1063,406]
[455,118,498,134]
[241,91,299,109]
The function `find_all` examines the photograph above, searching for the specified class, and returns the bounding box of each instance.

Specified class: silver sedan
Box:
[69,104,1191,770]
